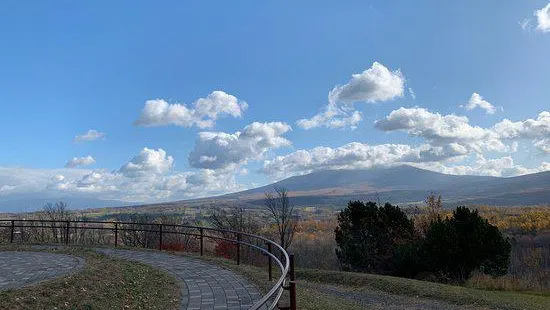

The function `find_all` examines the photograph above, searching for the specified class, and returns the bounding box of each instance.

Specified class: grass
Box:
[0,245,180,310]
[466,272,550,296]
[296,268,550,310]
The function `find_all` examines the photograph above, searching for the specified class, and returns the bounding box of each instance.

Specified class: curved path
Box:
[96,248,263,310]
[0,251,84,291]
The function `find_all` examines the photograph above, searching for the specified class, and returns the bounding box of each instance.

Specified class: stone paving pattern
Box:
[96,248,264,310]
[0,251,84,291]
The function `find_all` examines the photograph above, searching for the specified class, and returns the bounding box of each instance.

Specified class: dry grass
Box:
[0,245,180,310]
[467,272,550,295]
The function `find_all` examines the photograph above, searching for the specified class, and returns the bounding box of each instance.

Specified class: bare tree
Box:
[265,187,296,251]
[209,206,260,235]
[425,192,443,220]
[42,202,75,243]
[414,193,443,237]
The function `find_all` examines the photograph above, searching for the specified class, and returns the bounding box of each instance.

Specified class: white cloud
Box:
[189,122,292,169]
[65,155,96,168]
[0,167,90,197]
[535,3,550,33]
[0,148,246,203]
[520,18,532,31]
[73,129,105,143]
[375,107,550,157]
[297,62,404,130]
[374,107,506,153]
[414,155,544,177]
[134,91,248,128]
[492,111,550,139]
[328,62,405,105]
[535,139,550,153]
[408,88,416,100]
[275,108,550,180]
[296,103,362,130]
[119,148,174,177]
[261,142,467,179]
[461,92,497,114]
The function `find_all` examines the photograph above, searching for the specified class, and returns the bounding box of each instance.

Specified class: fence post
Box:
[289,280,297,310]
[10,220,14,243]
[236,232,241,265]
[114,222,118,247]
[267,242,273,281]
[289,253,295,281]
[289,253,296,310]
[199,228,204,256]
[65,221,70,245]
[158,224,163,251]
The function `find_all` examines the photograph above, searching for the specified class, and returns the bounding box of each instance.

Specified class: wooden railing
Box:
[0,219,296,310]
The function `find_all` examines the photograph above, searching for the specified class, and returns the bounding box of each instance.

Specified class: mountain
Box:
[208,165,550,207]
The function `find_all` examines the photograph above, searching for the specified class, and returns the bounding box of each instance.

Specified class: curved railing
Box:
[0,219,296,310]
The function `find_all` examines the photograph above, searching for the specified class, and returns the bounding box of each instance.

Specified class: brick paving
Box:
[96,248,264,310]
[0,251,84,291]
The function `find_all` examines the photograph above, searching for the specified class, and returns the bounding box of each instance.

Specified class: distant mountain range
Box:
[2,165,549,213]
[187,165,550,208]
[0,197,131,213]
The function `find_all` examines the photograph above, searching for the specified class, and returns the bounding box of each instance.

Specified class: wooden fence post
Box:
[114,222,118,247]
[10,220,14,243]
[236,232,241,265]
[289,280,297,310]
[158,224,163,251]
[289,253,296,310]
[65,221,70,245]
[267,242,273,281]
[199,228,204,256]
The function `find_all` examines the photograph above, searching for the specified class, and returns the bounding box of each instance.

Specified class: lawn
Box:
[0,246,180,310]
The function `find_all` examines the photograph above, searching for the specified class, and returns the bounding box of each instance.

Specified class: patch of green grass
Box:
[297,268,550,310]
[0,246,180,310]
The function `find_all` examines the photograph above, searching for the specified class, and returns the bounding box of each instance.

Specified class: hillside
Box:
[194,165,550,208]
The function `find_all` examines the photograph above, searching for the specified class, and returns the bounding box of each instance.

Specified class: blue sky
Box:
[0,1,549,205]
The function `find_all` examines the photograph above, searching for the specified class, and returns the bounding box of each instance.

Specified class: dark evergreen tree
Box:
[334,201,416,273]
[423,207,511,282]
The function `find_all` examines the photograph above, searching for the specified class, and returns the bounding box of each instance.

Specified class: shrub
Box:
[215,240,236,259]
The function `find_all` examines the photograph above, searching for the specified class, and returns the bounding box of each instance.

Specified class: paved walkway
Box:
[0,251,84,291]
[96,248,264,310]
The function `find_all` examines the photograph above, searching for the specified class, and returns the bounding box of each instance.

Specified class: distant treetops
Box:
[335,201,510,283]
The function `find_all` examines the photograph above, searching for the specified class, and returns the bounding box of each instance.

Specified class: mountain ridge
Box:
[203,165,550,207]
